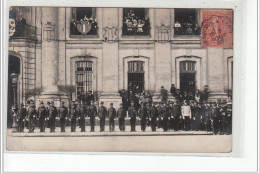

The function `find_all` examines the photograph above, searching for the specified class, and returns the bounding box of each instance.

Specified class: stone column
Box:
[99,8,121,109]
[38,7,68,106]
[207,48,228,101]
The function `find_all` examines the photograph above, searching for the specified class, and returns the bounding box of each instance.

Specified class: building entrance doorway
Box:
[128,61,144,93]
[180,61,196,96]
[8,55,21,127]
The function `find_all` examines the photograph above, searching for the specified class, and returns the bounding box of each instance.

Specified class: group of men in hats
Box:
[15,97,232,135]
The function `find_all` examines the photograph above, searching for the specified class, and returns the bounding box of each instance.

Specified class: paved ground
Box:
[9,125,214,137]
[5,126,232,153]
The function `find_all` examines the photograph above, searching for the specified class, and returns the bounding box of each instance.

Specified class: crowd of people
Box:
[12,84,232,135]
[122,9,150,35]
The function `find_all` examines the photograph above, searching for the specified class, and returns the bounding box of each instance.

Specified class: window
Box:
[180,61,196,95]
[122,8,150,36]
[70,7,98,35]
[180,61,196,73]
[128,61,145,93]
[75,61,93,100]
[174,9,201,36]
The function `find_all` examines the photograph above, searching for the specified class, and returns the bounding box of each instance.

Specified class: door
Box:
[128,61,144,93]
[180,61,196,95]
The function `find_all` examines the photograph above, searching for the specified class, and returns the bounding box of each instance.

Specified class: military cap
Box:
[100,101,104,104]
[47,101,50,104]
[50,101,54,104]
[20,103,24,106]
[110,103,113,105]
[30,100,34,103]
[61,101,65,104]
[40,101,44,104]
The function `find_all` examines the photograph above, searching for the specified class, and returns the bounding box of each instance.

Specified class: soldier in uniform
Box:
[107,103,116,132]
[78,101,87,132]
[225,102,232,135]
[160,86,168,102]
[128,101,137,132]
[172,101,181,131]
[48,101,58,132]
[168,102,174,130]
[98,101,107,132]
[148,102,158,132]
[59,101,68,132]
[117,103,127,132]
[219,102,227,135]
[27,100,37,133]
[69,102,78,132]
[192,102,201,131]
[46,101,50,128]
[162,102,169,132]
[138,103,148,132]
[211,102,220,135]
[17,103,27,132]
[181,100,192,131]
[88,101,97,132]
[157,102,163,128]
[38,101,47,132]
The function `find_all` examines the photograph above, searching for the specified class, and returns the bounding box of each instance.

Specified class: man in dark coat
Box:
[78,101,87,132]
[86,91,94,106]
[69,103,78,132]
[38,101,47,132]
[138,103,147,132]
[170,84,176,97]
[59,101,68,132]
[172,101,181,131]
[107,103,116,132]
[128,101,137,132]
[211,103,220,135]
[27,100,37,133]
[17,103,27,132]
[160,86,168,102]
[98,101,107,132]
[117,103,127,132]
[148,102,158,131]
[162,102,169,132]
[157,102,163,128]
[88,101,97,132]
[48,101,58,132]
[225,103,232,135]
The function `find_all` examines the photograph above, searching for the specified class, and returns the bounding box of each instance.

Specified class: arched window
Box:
[75,61,93,100]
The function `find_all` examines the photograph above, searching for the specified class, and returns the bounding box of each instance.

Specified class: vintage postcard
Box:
[6,6,233,152]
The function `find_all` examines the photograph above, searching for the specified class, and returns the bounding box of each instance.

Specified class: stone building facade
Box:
[8,7,233,109]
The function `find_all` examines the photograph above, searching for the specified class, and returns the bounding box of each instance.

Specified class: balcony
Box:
[11,24,37,40]
[69,20,98,38]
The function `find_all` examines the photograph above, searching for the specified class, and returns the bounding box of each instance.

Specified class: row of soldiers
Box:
[15,99,232,135]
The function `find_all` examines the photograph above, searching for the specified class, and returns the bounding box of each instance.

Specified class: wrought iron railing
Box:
[11,24,37,39]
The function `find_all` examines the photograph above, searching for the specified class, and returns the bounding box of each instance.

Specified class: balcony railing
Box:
[122,26,151,36]
[70,21,98,37]
[11,24,37,40]
[174,24,201,36]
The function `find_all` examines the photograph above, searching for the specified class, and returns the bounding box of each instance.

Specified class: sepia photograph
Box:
[6,6,233,152]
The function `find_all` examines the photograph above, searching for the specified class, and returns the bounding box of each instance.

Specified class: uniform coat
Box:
[38,106,47,132]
